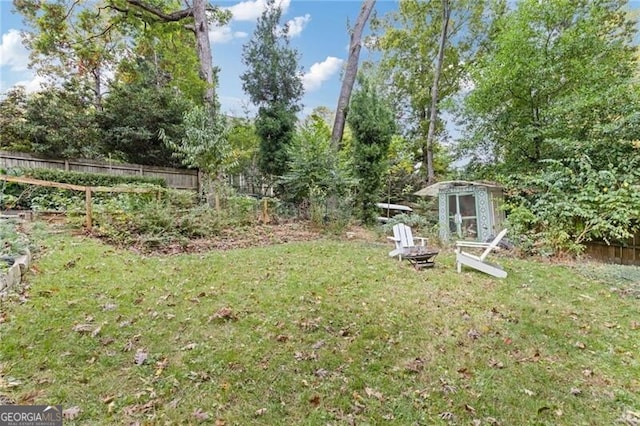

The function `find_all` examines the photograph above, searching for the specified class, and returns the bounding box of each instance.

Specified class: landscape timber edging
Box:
[0,248,31,298]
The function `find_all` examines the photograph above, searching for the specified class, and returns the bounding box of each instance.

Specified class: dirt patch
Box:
[130,222,380,255]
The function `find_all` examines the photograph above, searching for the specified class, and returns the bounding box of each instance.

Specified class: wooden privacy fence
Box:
[584,233,640,266]
[0,150,199,191]
[0,174,159,229]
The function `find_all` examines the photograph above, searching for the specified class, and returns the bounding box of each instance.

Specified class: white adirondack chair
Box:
[455,229,508,278]
[387,223,428,260]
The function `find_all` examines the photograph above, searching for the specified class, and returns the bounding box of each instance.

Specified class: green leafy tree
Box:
[281,114,353,204]
[98,55,191,167]
[22,82,102,158]
[14,0,230,108]
[461,0,638,173]
[371,0,500,183]
[0,87,30,152]
[14,0,126,108]
[161,106,235,210]
[462,0,640,254]
[240,0,304,184]
[347,76,396,224]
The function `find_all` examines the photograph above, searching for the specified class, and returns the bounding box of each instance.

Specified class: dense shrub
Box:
[1,167,166,210]
[504,149,640,256]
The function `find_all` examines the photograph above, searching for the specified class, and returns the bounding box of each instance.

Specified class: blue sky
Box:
[0,0,398,116]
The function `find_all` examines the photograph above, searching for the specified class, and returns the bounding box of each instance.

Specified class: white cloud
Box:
[209,25,248,44]
[227,0,291,22]
[284,14,310,37]
[302,56,343,92]
[0,29,29,71]
[11,73,47,94]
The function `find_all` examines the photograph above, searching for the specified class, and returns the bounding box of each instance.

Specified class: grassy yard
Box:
[1,225,639,425]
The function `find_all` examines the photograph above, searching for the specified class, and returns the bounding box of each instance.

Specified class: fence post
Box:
[85,187,92,229]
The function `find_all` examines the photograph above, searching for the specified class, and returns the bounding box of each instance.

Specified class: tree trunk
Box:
[425,0,451,184]
[330,0,376,149]
[192,0,215,107]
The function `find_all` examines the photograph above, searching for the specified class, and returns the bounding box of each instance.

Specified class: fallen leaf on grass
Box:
[63,406,81,420]
[489,359,504,369]
[72,324,94,334]
[439,412,454,420]
[523,389,535,396]
[181,343,197,351]
[405,358,424,373]
[123,400,155,416]
[575,341,586,349]
[294,351,317,361]
[192,408,209,421]
[631,321,639,330]
[570,387,582,395]
[17,389,44,404]
[215,419,226,426]
[155,358,168,376]
[617,409,640,425]
[314,368,328,378]
[100,337,115,346]
[209,307,237,322]
[255,407,267,416]
[365,387,384,401]
[102,303,117,311]
[102,395,116,404]
[0,376,22,388]
[134,349,148,365]
[467,329,481,339]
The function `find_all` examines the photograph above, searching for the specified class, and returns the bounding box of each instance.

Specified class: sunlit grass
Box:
[0,227,638,425]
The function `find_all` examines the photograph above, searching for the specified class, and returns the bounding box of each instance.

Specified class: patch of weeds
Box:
[0,219,29,258]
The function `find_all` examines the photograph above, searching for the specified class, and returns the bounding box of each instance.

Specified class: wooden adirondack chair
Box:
[455,229,508,278]
[387,223,438,269]
[387,223,427,259]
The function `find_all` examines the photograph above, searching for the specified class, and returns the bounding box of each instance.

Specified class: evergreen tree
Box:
[240,0,304,183]
[347,76,396,224]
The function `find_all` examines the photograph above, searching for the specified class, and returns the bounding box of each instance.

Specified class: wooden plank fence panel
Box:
[584,233,640,266]
[0,150,198,190]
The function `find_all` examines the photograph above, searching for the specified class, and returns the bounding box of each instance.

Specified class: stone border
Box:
[0,248,31,298]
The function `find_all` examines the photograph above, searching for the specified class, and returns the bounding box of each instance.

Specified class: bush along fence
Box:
[0,150,199,190]
[0,174,160,228]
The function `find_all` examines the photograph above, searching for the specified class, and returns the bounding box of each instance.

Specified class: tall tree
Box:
[98,54,191,167]
[240,0,304,183]
[13,0,230,108]
[462,0,639,173]
[14,0,124,108]
[371,0,500,183]
[423,0,451,184]
[331,0,376,148]
[116,0,228,107]
[347,75,396,224]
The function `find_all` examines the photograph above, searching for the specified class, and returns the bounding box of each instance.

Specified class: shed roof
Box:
[414,180,503,197]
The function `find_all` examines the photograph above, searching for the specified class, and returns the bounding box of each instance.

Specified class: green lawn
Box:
[1,227,639,425]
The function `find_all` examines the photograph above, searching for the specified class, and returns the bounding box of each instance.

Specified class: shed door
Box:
[448,193,478,240]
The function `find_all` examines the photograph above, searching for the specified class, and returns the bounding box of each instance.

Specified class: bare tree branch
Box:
[124,0,193,22]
